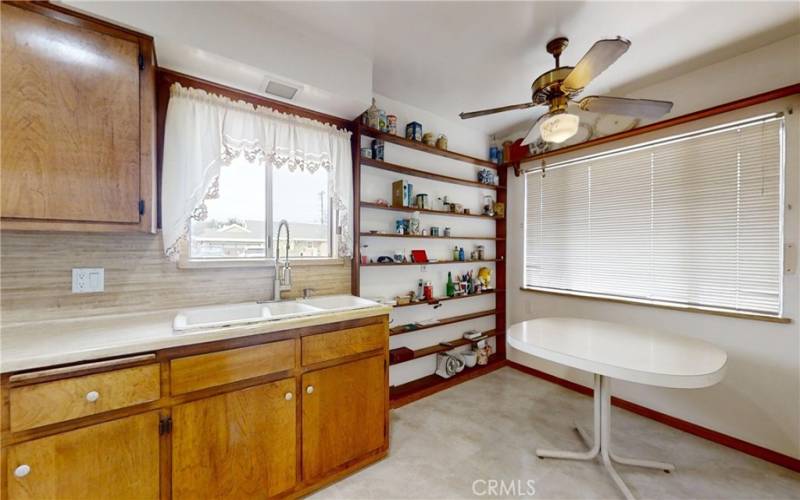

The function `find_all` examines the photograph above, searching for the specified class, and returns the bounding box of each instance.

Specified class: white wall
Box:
[358,94,495,386]
[506,35,800,459]
[63,1,372,118]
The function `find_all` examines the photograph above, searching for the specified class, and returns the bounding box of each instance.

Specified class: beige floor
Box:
[312,367,800,500]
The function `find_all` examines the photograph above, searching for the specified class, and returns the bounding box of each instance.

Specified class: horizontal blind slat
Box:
[524,117,783,315]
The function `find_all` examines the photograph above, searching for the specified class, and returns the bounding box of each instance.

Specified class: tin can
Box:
[430,227,439,237]
[371,139,384,160]
[416,193,428,210]
[378,110,387,132]
[406,121,422,141]
[489,146,500,164]
[444,227,451,237]
[423,282,434,300]
[387,115,397,135]
[360,147,372,159]
[477,245,485,260]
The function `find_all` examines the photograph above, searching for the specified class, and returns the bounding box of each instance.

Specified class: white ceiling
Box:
[246,1,800,136]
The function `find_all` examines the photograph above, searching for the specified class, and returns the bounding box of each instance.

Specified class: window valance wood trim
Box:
[161,82,353,261]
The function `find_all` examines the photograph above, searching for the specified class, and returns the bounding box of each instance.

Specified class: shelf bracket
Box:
[512,161,522,177]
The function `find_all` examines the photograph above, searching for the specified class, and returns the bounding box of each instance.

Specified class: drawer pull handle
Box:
[284,392,293,401]
[14,465,31,478]
[306,385,314,394]
[85,391,100,402]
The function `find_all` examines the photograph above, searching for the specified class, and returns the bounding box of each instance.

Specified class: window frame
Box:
[179,160,341,269]
[521,111,789,322]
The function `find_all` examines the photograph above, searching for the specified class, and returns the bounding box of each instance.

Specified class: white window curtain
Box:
[161,83,353,260]
[524,115,783,316]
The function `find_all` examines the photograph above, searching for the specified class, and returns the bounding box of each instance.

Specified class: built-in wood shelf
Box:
[362,258,502,268]
[389,309,496,336]
[361,157,503,191]
[390,354,504,407]
[390,330,499,365]
[359,124,496,169]
[392,289,499,308]
[360,201,499,221]
[360,232,503,241]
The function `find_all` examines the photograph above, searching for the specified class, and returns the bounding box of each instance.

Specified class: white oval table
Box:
[508,317,727,500]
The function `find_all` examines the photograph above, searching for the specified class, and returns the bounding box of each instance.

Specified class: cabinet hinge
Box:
[138,53,144,71]
[159,416,172,435]
[138,199,145,215]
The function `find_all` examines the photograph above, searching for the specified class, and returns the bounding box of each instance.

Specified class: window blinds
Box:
[524,115,784,316]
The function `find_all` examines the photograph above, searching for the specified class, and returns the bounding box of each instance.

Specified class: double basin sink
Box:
[173,294,378,332]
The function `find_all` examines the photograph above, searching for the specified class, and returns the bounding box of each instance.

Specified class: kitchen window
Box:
[188,155,333,262]
[523,113,785,317]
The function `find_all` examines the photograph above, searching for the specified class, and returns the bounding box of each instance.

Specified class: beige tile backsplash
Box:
[0,231,350,324]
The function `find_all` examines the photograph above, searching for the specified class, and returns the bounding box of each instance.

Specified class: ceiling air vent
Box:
[264,80,299,100]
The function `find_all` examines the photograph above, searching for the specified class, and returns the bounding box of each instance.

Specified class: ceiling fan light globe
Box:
[540,112,580,143]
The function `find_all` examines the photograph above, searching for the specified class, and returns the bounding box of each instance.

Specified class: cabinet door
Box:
[302,355,386,480]
[172,378,297,499]
[6,411,160,500]
[1,3,142,223]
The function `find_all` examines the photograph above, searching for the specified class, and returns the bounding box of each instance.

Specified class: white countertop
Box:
[508,317,727,388]
[1,304,391,373]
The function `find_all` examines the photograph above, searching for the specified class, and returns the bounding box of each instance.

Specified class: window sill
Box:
[178,257,346,270]
[519,287,791,324]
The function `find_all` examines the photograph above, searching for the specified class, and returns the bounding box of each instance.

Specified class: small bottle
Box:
[446,272,455,298]
[417,279,424,300]
[453,246,459,261]
[489,135,499,165]
[459,247,465,261]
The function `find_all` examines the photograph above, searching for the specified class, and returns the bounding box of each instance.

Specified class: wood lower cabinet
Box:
[6,411,160,500]
[172,378,297,499]
[1,315,389,499]
[302,355,386,480]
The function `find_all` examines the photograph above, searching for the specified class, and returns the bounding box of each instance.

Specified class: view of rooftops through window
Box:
[190,156,331,259]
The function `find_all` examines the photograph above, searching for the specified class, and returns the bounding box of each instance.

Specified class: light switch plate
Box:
[72,268,104,293]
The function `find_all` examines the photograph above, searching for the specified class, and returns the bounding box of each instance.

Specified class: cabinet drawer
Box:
[170,339,295,395]
[9,364,160,432]
[302,323,386,366]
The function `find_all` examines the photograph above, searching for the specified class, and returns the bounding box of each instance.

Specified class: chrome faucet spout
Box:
[273,220,292,300]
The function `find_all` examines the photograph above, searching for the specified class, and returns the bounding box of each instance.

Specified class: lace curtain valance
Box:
[161,83,353,260]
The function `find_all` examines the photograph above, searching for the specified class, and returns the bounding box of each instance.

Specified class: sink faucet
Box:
[274,220,292,300]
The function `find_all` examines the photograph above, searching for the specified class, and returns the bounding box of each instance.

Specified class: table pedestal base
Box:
[536,374,675,500]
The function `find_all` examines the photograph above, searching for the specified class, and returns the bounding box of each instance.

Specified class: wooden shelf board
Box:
[360,232,503,241]
[363,258,502,268]
[390,354,505,408]
[359,124,496,169]
[360,201,500,221]
[392,290,499,308]
[361,157,502,191]
[398,329,498,363]
[389,309,496,336]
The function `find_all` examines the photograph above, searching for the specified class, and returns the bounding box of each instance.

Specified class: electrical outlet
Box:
[72,268,104,293]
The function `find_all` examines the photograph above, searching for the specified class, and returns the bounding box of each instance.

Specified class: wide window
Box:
[188,156,333,261]
[524,114,784,316]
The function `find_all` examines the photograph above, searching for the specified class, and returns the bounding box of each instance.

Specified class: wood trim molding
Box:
[506,361,800,473]
[508,83,800,165]
[519,287,791,324]
[157,68,352,130]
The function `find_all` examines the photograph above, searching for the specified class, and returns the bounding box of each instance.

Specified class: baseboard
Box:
[505,360,800,473]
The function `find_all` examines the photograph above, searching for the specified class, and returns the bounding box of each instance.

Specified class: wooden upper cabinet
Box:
[6,411,160,500]
[302,355,387,480]
[0,2,156,232]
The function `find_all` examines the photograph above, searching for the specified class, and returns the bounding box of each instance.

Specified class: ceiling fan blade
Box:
[459,102,537,119]
[578,95,673,119]
[562,37,631,92]
[521,113,549,146]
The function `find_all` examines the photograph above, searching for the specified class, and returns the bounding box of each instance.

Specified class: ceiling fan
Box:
[460,37,674,145]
